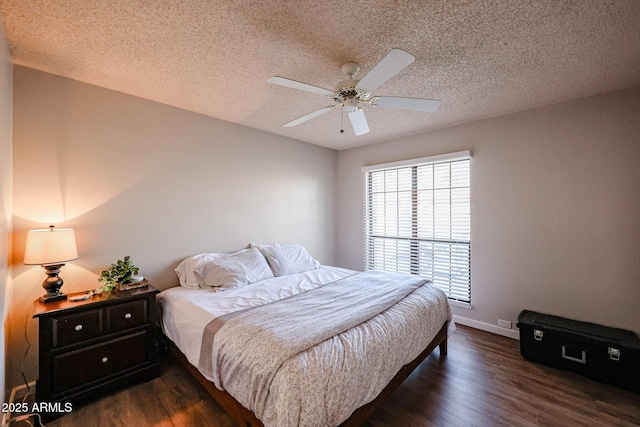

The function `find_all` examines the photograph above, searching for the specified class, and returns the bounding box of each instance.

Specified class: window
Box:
[363,151,471,304]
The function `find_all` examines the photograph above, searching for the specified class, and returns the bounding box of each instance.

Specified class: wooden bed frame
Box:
[167,321,448,427]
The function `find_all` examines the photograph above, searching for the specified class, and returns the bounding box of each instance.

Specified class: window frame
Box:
[362,151,472,306]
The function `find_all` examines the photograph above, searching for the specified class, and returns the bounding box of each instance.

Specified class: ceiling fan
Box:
[267,48,441,136]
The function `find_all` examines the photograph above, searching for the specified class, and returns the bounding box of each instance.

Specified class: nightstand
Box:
[33,285,161,420]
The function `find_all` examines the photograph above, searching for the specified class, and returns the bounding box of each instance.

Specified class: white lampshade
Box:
[24,226,79,265]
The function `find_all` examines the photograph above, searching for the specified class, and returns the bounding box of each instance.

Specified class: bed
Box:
[158,245,453,427]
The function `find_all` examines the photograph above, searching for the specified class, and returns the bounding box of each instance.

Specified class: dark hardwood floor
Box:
[363,325,640,427]
[37,325,639,426]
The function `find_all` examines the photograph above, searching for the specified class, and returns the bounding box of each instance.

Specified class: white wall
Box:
[337,87,640,337]
[0,16,13,403]
[8,66,337,391]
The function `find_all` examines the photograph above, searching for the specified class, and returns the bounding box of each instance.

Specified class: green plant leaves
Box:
[98,256,140,285]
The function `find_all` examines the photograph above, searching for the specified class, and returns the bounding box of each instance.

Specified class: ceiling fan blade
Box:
[284,105,336,127]
[356,48,415,93]
[267,76,335,97]
[349,109,370,136]
[373,96,441,112]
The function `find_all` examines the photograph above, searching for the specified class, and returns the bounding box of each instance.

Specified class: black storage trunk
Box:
[517,310,640,393]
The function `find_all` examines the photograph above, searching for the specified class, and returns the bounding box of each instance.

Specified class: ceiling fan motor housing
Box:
[334,78,367,104]
[333,63,367,104]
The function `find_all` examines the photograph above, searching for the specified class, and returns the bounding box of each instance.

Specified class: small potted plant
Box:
[99,256,140,292]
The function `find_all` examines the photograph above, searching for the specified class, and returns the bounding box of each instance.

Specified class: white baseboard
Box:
[453,314,520,340]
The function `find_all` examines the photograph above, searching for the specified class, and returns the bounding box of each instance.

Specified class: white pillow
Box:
[198,248,274,289]
[174,253,222,288]
[249,243,278,250]
[258,244,320,276]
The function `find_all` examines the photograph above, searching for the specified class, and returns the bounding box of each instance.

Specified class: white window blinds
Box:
[363,151,471,303]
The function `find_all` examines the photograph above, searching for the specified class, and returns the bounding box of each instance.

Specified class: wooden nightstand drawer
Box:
[53,310,102,347]
[106,299,147,333]
[52,331,148,394]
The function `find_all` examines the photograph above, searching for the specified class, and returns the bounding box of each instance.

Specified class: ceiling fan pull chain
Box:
[340,105,345,134]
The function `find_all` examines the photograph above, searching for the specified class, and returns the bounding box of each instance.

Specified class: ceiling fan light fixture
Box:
[343,98,358,112]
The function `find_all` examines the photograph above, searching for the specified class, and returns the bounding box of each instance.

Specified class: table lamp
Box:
[24,225,79,303]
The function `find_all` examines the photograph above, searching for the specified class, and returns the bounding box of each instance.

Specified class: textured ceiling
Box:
[1,0,640,150]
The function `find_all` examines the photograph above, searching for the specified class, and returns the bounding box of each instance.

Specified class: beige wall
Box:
[0,17,12,403]
[8,66,337,391]
[337,87,640,337]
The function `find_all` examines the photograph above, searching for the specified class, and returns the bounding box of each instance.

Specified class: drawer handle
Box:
[101,357,109,364]
[74,324,83,332]
[124,313,132,319]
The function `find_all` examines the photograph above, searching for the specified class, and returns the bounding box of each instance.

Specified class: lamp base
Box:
[39,292,67,303]
[40,263,68,303]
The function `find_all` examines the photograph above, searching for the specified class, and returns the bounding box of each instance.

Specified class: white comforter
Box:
[158,266,452,427]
